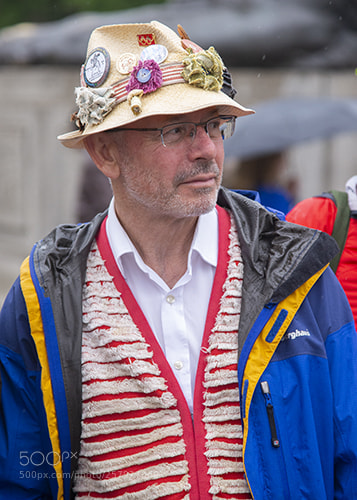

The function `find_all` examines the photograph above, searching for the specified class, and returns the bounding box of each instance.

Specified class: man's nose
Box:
[189,124,218,156]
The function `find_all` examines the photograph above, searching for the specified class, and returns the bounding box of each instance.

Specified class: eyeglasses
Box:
[108,115,236,147]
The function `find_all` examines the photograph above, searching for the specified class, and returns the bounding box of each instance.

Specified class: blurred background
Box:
[1,0,357,303]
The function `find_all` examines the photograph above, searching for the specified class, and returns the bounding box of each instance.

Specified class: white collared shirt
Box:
[106,199,218,413]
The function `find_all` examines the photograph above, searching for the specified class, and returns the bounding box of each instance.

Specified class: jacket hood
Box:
[217,188,338,349]
[218,188,338,302]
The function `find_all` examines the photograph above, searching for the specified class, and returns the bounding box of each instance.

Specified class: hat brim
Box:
[57,82,254,149]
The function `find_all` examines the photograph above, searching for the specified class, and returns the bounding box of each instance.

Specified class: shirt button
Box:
[166,294,175,304]
[174,360,183,370]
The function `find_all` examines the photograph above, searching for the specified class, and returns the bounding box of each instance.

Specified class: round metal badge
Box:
[83,47,110,87]
[117,53,137,75]
[140,44,168,64]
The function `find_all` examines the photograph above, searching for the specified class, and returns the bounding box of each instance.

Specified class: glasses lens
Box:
[206,116,236,140]
[218,116,236,140]
[206,118,224,139]
[161,116,236,147]
[162,123,195,146]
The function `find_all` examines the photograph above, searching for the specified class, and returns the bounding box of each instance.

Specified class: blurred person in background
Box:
[223,151,297,214]
[287,175,357,329]
[76,156,112,222]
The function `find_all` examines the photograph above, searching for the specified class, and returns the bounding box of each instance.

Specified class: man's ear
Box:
[84,133,121,179]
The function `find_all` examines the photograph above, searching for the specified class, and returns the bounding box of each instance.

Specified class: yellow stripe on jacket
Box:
[241,264,328,491]
[20,257,64,500]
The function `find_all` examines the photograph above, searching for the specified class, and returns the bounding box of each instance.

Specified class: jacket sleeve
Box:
[308,267,357,498]
[325,303,357,497]
[0,277,55,499]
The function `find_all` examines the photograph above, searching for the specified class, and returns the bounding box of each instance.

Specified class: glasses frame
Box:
[107,115,236,147]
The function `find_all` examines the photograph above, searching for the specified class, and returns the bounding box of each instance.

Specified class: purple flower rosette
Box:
[126,59,163,94]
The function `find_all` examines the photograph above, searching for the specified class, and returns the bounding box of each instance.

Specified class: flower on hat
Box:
[182,46,224,92]
[126,59,163,95]
[73,87,116,129]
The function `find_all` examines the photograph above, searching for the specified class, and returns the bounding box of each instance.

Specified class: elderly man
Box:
[0,21,356,500]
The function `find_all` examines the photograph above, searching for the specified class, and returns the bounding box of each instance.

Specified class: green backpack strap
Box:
[325,190,350,273]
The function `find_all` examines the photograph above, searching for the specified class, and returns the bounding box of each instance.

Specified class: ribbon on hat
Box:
[72,45,236,130]
[72,63,186,128]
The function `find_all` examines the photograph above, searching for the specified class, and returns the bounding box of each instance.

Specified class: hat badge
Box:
[83,47,111,88]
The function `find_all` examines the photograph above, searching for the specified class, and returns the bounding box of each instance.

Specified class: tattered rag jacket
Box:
[0,187,357,499]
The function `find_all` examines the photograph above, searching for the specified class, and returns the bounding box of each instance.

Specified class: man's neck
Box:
[114,204,198,289]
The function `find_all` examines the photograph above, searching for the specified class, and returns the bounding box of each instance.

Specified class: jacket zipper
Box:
[260,381,280,448]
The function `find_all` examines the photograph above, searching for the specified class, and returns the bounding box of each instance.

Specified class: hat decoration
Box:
[126,59,163,95]
[182,46,224,92]
[124,58,163,115]
[73,87,116,131]
[71,24,237,131]
[222,67,237,100]
[58,21,254,149]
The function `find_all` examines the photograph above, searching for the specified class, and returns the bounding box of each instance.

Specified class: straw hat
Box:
[58,20,254,148]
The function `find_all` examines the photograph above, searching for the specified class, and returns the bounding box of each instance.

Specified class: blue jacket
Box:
[1,187,357,499]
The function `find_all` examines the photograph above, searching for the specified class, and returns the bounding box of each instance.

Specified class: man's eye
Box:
[164,125,187,138]
[210,120,221,128]
[208,119,221,131]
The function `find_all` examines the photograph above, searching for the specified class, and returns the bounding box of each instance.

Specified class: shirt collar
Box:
[189,206,218,268]
[106,198,218,279]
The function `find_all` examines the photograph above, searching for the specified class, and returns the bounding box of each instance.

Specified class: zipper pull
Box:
[261,381,280,448]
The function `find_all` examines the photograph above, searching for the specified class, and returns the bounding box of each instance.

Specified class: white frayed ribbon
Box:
[75,87,116,127]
